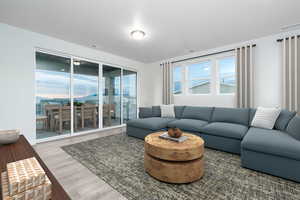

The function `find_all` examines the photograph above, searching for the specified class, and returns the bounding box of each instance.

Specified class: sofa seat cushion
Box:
[127,117,175,131]
[242,127,300,161]
[201,122,248,140]
[167,119,208,132]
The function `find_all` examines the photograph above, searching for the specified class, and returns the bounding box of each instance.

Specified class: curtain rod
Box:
[277,35,300,42]
[167,44,256,64]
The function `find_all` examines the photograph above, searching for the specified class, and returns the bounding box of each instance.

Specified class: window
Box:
[188,61,211,94]
[218,57,236,94]
[173,67,182,94]
[172,53,235,95]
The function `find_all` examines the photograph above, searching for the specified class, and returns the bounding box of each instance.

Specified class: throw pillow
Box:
[251,107,281,129]
[160,104,175,118]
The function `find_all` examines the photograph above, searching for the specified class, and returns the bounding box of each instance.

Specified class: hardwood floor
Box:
[34,127,128,200]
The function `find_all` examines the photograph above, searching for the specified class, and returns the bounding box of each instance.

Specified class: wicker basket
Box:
[6,157,46,196]
[1,171,51,200]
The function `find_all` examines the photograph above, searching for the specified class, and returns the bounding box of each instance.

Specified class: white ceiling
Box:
[1,0,300,63]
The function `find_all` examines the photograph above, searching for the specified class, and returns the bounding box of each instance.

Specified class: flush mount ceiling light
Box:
[73,61,80,66]
[130,30,146,40]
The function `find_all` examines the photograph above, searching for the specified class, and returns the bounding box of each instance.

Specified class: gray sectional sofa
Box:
[126,106,300,182]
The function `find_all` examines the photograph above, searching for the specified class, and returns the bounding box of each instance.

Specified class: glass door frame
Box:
[122,69,138,123]
[71,56,103,136]
[35,49,73,143]
[35,48,139,143]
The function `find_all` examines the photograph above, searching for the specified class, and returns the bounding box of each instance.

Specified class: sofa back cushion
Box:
[174,106,185,119]
[139,107,153,118]
[274,110,296,131]
[286,115,300,140]
[181,106,213,121]
[249,108,296,131]
[152,106,161,117]
[211,107,249,126]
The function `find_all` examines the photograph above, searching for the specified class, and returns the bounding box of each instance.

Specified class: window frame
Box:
[185,58,212,95]
[216,54,237,96]
[172,51,235,96]
[172,65,185,96]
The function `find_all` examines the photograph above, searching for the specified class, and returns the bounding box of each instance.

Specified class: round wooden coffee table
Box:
[144,132,205,183]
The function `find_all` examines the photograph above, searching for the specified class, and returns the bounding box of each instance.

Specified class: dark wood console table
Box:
[0,135,70,200]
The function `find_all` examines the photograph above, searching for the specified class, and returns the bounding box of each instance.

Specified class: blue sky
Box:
[219,57,235,78]
[36,70,98,98]
[36,69,136,99]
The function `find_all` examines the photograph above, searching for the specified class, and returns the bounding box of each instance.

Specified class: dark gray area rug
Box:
[61,134,300,200]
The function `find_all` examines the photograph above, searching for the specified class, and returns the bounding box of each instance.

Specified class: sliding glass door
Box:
[35,51,138,141]
[36,52,71,139]
[73,59,99,132]
[123,69,137,123]
[102,65,121,128]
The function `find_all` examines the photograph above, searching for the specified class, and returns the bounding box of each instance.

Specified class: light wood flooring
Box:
[34,127,128,200]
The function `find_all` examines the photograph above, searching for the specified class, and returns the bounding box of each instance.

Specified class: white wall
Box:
[1,22,300,144]
[139,62,163,106]
[0,23,148,145]
[145,29,300,108]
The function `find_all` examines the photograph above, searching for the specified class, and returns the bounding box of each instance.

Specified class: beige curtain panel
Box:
[161,62,174,104]
[235,45,254,108]
[281,36,300,113]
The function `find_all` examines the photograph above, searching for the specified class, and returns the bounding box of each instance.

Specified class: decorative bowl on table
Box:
[0,129,20,145]
[167,128,183,138]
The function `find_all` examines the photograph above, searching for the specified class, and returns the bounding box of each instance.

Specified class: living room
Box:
[0,1,300,200]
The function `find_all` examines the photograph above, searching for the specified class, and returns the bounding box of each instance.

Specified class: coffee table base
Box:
[144,153,204,184]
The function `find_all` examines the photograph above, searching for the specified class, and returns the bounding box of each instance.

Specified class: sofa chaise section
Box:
[241,126,300,182]
[241,110,298,182]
